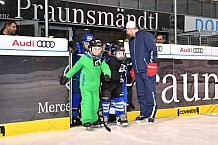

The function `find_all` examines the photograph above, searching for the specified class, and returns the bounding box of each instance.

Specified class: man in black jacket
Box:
[126,20,158,123]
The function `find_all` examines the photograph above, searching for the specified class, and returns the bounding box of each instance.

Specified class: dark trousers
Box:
[135,72,157,118]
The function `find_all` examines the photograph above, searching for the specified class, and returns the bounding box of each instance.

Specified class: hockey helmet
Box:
[90,39,102,47]
[89,39,103,57]
[104,42,111,51]
[110,43,122,55]
[110,42,125,60]
[83,34,94,42]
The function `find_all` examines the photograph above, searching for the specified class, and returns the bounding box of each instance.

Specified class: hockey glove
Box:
[147,62,158,77]
[103,75,111,82]
[60,75,69,85]
[130,68,135,80]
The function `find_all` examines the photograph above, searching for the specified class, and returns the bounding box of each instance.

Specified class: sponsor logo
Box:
[180,47,192,53]
[193,48,203,53]
[37,40,55,48]
[94,59,101,66]
[12,40,34,47]
[157,46,163,52]
[86,36,93,41]
[195,18,218,31]
[38,102,70,113]
[179,47,204,54]
[16,1,159,30]
[177,107,199,116]
[156,73,218,104]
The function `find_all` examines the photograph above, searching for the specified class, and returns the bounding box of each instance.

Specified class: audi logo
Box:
[37,40,55,48]
[193,48,203,53]
[157,46,163,52]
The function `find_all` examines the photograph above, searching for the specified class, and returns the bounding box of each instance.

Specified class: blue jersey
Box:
[72,42,86,80]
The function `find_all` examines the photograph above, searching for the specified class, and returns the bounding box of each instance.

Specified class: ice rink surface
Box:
[1,115,218,145]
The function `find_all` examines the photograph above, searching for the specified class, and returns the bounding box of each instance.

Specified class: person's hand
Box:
[60,75,69,85]
[147,62,158,77]
[103,75,110,82]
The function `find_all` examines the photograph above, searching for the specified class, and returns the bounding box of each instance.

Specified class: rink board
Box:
[1,37,218,137]
[1,104,218,137]
[0,117,70,137]
[0,36,70,137]
[127,104,218,122]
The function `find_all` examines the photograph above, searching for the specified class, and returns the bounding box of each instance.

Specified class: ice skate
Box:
[135,116,155,124]
[71,117,82,127]
[101,116,108,127]
[135,115,146,124]
[116,114,128,127]
[92,119,102,128]
[147,118,155,124]
[83,122,93,131]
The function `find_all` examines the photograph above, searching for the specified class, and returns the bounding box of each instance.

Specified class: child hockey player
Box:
[101,43,128,127]
[60,34,95,126]
[63,39,111,130]
[70,34,94,126]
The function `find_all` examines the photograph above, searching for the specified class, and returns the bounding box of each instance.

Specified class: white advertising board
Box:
[0,35,68,56]
[185,15,218,32]
[156,44,172,58]
[211,47,218,56]
[157,44,218,60]
[171,45,211,56]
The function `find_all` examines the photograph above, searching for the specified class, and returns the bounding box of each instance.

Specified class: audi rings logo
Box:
[157,46,163,52]
[193,48,203,53]
[37,40,55,48]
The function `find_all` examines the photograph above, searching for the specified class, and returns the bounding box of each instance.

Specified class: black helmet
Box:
[110,42,125,61]
[110,43,122,55]
[90,39,102,47]
[88,39,103,58]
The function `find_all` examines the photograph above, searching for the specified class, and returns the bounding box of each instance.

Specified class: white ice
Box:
[1,115,218,145]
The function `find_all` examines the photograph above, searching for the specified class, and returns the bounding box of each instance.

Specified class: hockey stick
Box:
[100,94,111,132]
[101,108,111,132]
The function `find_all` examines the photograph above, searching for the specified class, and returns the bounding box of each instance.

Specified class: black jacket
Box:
[102,57,126,86]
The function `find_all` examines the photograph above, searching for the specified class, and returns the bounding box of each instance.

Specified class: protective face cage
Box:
[89,40,103,58]
[110,44,120,55]
[110,43,126,60]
